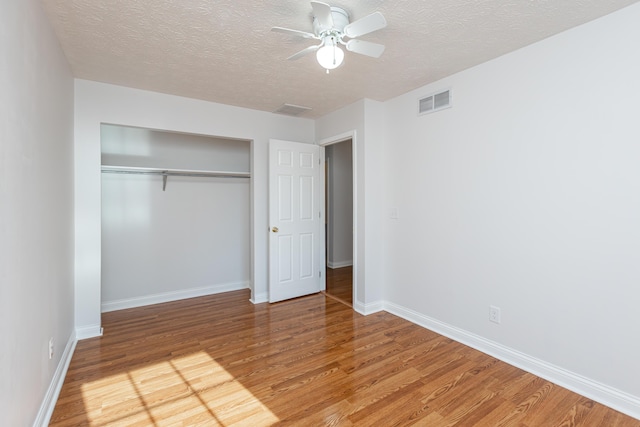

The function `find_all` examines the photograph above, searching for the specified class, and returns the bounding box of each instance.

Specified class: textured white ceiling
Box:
[41,0,639,118]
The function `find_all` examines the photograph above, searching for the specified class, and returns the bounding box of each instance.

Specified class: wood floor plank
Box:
[50,290,639,426]
[325,266,353,305]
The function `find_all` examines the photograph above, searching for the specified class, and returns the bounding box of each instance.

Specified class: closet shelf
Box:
[101,165,250,191]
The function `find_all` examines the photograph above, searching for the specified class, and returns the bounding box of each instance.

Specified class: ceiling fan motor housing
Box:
[313,7,349,36]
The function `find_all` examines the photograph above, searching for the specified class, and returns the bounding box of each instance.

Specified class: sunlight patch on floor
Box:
[80,351,279,426]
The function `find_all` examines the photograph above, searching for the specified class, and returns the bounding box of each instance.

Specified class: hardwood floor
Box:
[51,290,638,426]
[325,266,353,306]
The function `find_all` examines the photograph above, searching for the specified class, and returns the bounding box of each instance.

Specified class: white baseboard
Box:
[353,299,384,316]
[250,291,268,304]
[33,332,77,427]
[75,324,103,340]
[101,281,249,313]
[327,260,353,269]
[383,301,640,422]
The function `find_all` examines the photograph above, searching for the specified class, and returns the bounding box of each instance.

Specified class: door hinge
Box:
[319,270,322,278]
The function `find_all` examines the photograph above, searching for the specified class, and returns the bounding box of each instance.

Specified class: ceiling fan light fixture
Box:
[272,2,386,72]
[316,37,344,70]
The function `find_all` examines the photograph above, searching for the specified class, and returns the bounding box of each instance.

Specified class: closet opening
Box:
[100,124,251,313]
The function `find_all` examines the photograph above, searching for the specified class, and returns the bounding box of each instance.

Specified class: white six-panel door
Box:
[269,139,321,302]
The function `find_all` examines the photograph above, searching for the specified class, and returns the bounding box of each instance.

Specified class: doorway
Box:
[324,138,353,306]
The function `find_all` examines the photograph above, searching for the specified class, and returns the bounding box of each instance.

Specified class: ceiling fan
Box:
[272,1,387,72]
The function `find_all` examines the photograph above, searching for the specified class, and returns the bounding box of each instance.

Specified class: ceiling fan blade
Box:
[345,39,386,58]
[287,45,321,61]
[271,26,317,39]
[343,11,387,38]
[311,1,333,30]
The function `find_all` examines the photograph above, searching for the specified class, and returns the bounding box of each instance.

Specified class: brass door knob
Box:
[272,227,279,233]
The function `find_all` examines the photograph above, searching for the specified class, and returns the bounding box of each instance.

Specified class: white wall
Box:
[382,3,640,418]
[101,125,251,310]
[0,1,75,425]
[326,140,353,268]
[74,80,315,336]
[363,99,387,306]
[101,175,250,308]
[101,124,250,172]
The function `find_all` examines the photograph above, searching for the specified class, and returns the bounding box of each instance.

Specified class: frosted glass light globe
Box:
[316,43,344,70]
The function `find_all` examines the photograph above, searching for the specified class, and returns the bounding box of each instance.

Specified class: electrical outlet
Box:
[48,337,54,360]
[489,306,501,324]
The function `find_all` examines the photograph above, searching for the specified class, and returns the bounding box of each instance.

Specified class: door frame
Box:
[319,131,357,306]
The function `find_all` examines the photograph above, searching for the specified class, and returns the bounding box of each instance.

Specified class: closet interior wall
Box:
[100,124,251,311]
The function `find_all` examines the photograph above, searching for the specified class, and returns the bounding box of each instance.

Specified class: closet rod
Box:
[101,169,250,178]
[101,166,250,191]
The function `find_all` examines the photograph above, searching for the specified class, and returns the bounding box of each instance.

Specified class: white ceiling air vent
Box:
[418,89,451,116]
[274,103,312,116]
